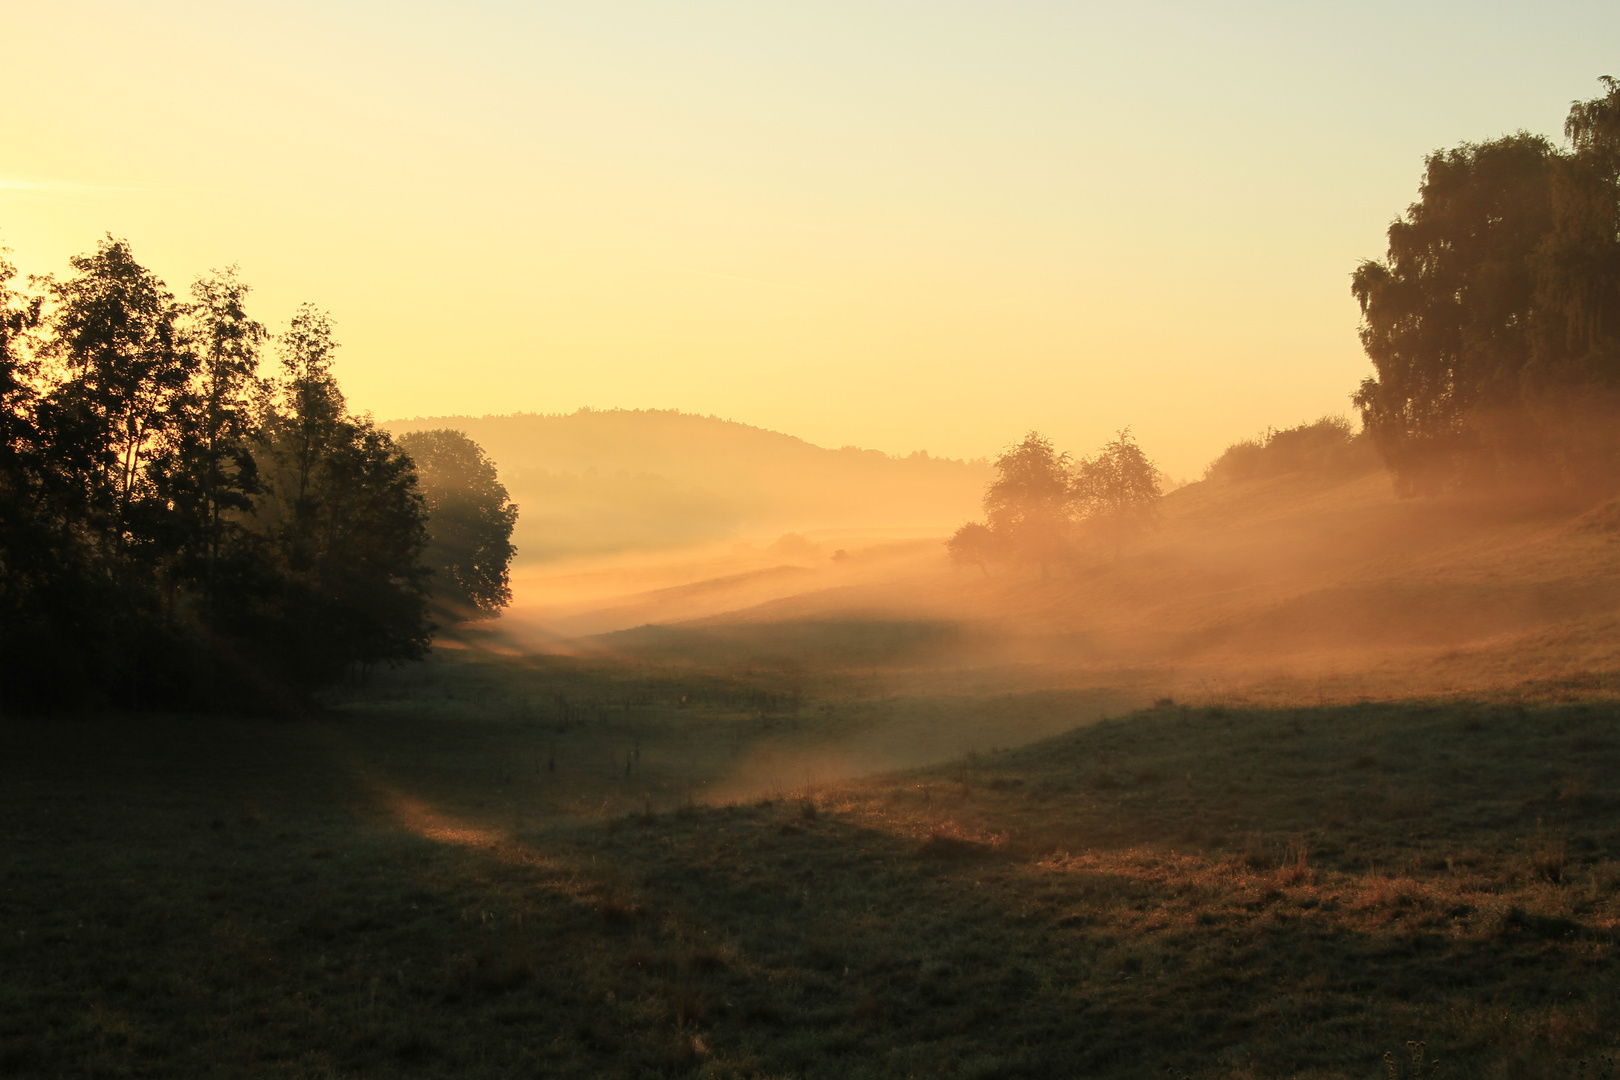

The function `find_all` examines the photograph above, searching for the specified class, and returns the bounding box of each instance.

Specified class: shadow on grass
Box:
[3,695,1620,1078]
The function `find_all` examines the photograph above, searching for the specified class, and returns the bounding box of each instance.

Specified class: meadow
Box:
[4,638,1619,1079]
[10,31,1620,1080]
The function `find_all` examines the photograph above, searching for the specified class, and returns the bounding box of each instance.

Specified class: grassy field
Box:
[4,644,1620,1079]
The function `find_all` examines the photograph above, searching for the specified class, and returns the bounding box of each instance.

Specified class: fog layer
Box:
[490,461,1620,707]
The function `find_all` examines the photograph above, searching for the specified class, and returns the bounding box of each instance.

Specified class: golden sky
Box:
[3,2,1614,478]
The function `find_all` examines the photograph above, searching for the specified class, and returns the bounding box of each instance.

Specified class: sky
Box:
[3,2,1616,479]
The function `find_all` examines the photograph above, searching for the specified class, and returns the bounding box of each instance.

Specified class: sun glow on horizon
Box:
[4,2,1617,478]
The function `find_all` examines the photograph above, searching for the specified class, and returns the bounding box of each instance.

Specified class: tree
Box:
[168,267,266,596]
[44,236,196,556]
[945,521,998,577]
[1351,79,1620,494]
[23,238,209,707]
[1204,416,1373,483]
[263,303,346,539]
[1350,134,1556,493]
[300,420,433,669]
[1537,77,1620,377]
[982,431,1073,576]
[252,306,432,684]
[396,428,518,620]
[1529,77,1620,488]
[1,238,440,710]
[0,249,79,712]
[1072,429,1161,554]
[0,247,43,532]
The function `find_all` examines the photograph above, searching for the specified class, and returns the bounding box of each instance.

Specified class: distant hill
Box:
[382,409,990,561]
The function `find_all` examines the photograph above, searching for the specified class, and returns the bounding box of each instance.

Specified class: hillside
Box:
[378,404,1620,707]
[493,458,1620,707]
[15,431,1620,1080]
[384,409,990,561]
[13,650,1616,1079]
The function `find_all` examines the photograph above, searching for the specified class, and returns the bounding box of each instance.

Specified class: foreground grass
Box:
[3,670,1620,1078]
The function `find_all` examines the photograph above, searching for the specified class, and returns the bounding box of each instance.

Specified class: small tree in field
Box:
[1072,429,1161,555]
[946,521,998,576]
[981,431,1074,576]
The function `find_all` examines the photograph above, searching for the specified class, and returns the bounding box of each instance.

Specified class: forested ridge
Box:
[0,237,514,713]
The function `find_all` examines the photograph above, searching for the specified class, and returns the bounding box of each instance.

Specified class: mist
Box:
[385,409,990,562]
[396,407,1620,800]
[13,17,1620,1077]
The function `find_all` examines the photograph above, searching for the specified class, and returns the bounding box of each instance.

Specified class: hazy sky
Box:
[4,2,1615,477]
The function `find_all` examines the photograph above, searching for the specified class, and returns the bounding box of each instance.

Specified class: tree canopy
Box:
[950,429,1161,574]
[1072,429,1161,551]
[1204,416,1376,484]
[0,236,467,712]
[396,428,519,621]
[1353,78,1620,493]
[982,432,1072,574]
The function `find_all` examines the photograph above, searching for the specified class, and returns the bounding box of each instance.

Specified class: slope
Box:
[384,409,990,560]
[554,462,1620,704]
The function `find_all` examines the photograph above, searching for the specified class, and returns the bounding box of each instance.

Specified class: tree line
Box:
[1354,77,1620,494]
[948,429,1161,575]
[0,236,516,713]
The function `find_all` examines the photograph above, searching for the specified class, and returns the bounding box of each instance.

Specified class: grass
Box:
[4,650,1620,1078]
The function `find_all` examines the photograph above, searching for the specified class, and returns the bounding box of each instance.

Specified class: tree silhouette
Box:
[172,267,266,598]
[253,306,431,684]
[1539,77,1620,374]
[948,429,1164,574]
[44,235,195,557]
[1530,76,1620,489]
[983,431,1073,576]
[0,248,85,711]
[945,520,998,576]
[397,428,518,621]
[1352,78,1620,493]
[263,303,346,537]
[1204,416,1372,483]
[1072,429,1161,555]
[0,238,436,710]
[0,249,43,539]
[1350,134,1555,493]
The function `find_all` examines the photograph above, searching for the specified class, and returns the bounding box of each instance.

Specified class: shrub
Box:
[1204,416,1378,483]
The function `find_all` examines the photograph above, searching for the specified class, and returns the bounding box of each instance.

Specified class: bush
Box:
[1204,416,1377,483]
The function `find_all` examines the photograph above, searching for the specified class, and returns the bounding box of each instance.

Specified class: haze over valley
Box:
[384,408,991,562]
[7,7,1620,1078]
[396,406,1620,726]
